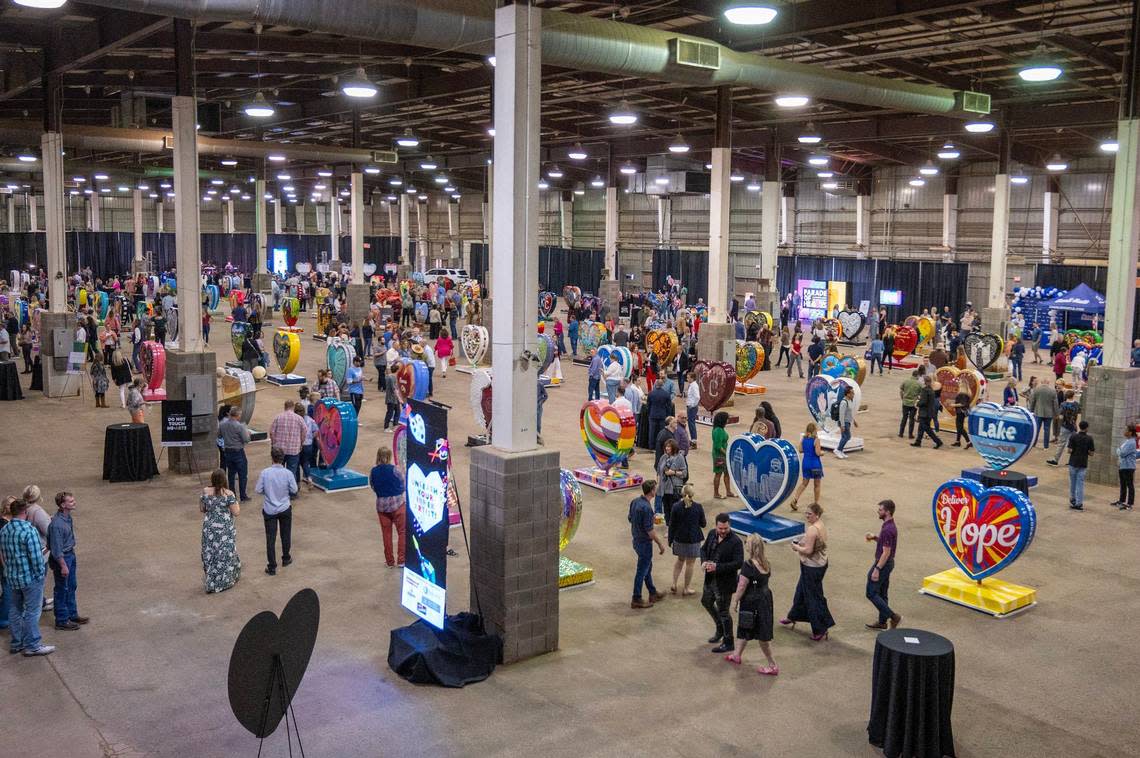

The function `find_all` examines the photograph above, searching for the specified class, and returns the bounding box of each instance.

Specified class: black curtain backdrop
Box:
[469,243,489,285]
[652,246,709,305]
[539,246,605,295]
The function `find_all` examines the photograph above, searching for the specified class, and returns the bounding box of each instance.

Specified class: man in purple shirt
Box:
[864,499,901,630]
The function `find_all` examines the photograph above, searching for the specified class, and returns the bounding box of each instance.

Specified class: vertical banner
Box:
[400,399,451,629]
[160,400,193,447]
[798,279,828,321]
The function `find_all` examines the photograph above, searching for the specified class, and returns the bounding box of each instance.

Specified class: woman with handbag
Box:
[726,534,778,675]
[667,483,704,596]
[656,439,687,528]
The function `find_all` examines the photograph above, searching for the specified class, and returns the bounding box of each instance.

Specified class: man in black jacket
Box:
[911,375,944,449]
[700,513,744,653]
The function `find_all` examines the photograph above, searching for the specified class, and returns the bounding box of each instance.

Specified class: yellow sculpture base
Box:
[734,382,766,395]
[559,556,594,589]
[920,568,1036,617]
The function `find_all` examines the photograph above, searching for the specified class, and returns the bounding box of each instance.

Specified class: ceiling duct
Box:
[79,0,972,115]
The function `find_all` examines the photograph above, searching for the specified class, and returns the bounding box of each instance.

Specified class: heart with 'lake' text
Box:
[967,402,1038,470]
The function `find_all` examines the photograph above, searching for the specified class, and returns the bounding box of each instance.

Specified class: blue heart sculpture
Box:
[596,345,634,380]
[968,402,1038,470]
[726,434,800,517]
[932,478,1037,581]
[804,376,831,426]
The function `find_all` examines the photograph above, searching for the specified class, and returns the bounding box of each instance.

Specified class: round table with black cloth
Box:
[103,423,160,482]
[0,360,23,400]
[868,628,956,758]
[980,468,1029,496]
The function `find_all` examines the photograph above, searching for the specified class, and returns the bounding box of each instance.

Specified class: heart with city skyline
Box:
[727,433,800,517]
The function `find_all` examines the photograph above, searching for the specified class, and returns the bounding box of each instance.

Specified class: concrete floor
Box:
[1,310,1138,758]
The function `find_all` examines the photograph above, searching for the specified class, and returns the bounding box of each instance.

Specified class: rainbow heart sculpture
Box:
[579,399,636,472]
[735,341,764,384]
[597,345,635,380]
[932,478,1036,581]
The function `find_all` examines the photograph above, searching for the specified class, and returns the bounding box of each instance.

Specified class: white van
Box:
[422,268,470,285]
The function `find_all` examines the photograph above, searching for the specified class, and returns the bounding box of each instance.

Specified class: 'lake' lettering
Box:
[974,418,1019,441]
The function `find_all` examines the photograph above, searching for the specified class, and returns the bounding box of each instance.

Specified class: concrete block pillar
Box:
[707,86,731,323]
[399,194,411,267]
[469,446,560,663]
[165,350,218,474]
[254,179,267,277]
[39,311,78,398]
[350,172,365,284]
[172,93,203,353]
[603,186,618,276]
[1082,366,1140,485]
[132,189,144,265]
[1102,118,1140,368]
[328,194,340,262]
[346,283,371,326]
[41,132,66,310]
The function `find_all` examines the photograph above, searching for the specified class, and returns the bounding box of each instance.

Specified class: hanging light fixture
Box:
[908,178,926,187]
[729,171,745,182]
[807,154,829,166]
[388,176,403,186]
[364,166,381,175]
[620,161,638,175]
[13,0,68,7]
[220,158,238,167]
[243,91,275,118]
[1100,139,1119,153]
[1018,43,1063,83]
[1045,154,1068,171]
[798,122,822,144]
[341,67,378,98]
[547,164,564,178]
[573,182,586,196]
[590,175,605,188]
[395,129,420,148]
[654,175,670,186]
[608,101,638,125]
[267,153,287,162]
[816,170,834,178]
[668,134,691,154]
[723,1,778,25]
[964,120,995,133]
[919,160,939,176]
[486,126,496,137]
[821,181,839,190]
[746,179,761,191]
[434,175,449,184]
[568,143,588,160]
[937,143,961,160]
[16,148,37,163]
[1010,174,1029,185]
[537,179,550,190]
[774,94,810,108]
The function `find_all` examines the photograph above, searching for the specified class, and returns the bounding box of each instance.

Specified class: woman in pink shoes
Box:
[725,534,778,675]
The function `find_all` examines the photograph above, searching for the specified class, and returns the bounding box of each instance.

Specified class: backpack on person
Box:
[830,399,841,421]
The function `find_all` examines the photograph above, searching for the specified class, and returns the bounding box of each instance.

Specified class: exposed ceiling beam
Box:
[982,2,1125,74]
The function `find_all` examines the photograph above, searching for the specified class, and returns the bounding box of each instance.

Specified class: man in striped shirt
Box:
[269,400,307,491]
[0,498,54,656]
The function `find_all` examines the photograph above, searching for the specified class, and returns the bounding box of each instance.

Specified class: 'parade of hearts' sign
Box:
[932,478,1036,581]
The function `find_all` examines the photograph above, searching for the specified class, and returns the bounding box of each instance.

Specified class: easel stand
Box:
[256,654,306,758]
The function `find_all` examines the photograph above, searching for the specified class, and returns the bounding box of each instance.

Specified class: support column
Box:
[856,193,872,248]
[471,1,557,667]
[387,201,398,237]
[758,133,781,313]
[603,187,618,277]
[399,193,411,272]
[7,197,15,232]
[942,179,958,251]
[28,193,38,232]
[447,200,461,264]
[36,96,74,397]
[172,94,203,352]
[131,189,145,274]
[224,198,235,234]
[156,198,164,233]
[560,193,574,248]
[273,198,283,234]
[656,196,671,245]
[780,182,796,246]
[416,201,428,270]
[699,86,735,361]
[328,194,340,263]
[346,171,369,324]
[1043,177,1060,262]
[1102,118,1140,369]
[295,204,305,234]
[315,203,327,234]
[254,178,267,275]
[983,129,1012,333]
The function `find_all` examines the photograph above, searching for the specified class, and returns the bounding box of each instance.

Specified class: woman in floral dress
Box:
[200,468,241,593]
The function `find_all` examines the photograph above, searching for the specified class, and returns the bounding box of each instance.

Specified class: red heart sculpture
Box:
[892,325,917,358]
[935,366,981,416]
[694,360,735,413]
[396,361,416,400]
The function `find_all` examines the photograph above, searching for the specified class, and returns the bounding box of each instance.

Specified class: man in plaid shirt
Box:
[269,400,307,490]
[0,498,54,656]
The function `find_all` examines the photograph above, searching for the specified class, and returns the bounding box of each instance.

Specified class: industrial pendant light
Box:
[919,160,939,176]
[547,164,564,179]
[395,129,420,148]
[1100,139,1119,153]
[1018,43,1063,83]
[964,120,995,134]
[798,122,822,144]
[1045,154,1068,172]
[608,101,638,125]
[243,92,275,118]
[13,0,67,7]
[937,143,960,160]
[341,67,378,98]
[568,143,588,160]
[774,94,810,108]
[723,1,778,25]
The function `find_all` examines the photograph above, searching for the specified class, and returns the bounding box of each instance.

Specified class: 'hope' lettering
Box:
[939,505,1019,564]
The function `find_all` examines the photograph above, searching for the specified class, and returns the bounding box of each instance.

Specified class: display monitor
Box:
[879,289,903,306]
[272,248,289,275]
[798,279,829,321]
[400,399,451,629]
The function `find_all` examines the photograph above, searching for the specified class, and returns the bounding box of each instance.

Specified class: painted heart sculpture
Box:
[141,341,166,391]
[580,320,610,353]
[964,332,1003,372]
[397,360,430,402]
[892,325,918,358]
[314,396,358,471]
[538,291,557,319]
[821,318,843,340]
[362,263,377,277]
[273,330,300,374]
[326,336,355,388]
[744,310,773,332]
[461,324,488,367]
[205,283,221,312]
[229,289,245,309]
[968,402,1038,470]
[735,341,764,384]
[929,348,950,368]
[839,355,867,385]
[563,286,582,310]
[935,365,981,416]
[694,360,736,413]
[559,469,584,552]
[227,589,319,738]
[727,434,801,517]
[231,321,250,361]
[821,354,845,378]
[837,310,866,341]
[581,294,598,314]
[407,463,447,534]
[579,399,636,472]
[534,332,555,374]
[804,375,861,434]
[915,315,936,347]
[597,345,635,380]
[469,369,493,432]
[932,478,1036,581]
[646,329,680,367]
[281,296,300,327]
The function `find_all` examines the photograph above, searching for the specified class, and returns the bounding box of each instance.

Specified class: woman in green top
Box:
[711,411,735,499]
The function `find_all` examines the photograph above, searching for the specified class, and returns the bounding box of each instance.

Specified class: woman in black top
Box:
[727,533,778,675]
[760,401,781,439]
[952,390,973,448]
[667,483,705,596]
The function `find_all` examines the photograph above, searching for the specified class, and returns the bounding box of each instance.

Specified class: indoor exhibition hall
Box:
[1,0,1139,756]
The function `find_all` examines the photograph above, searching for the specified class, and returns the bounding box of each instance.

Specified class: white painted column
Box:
[416,201,428,270]
[708,146,731,322]
[856,193,872,248]
[273,198,283,234]
[8,197,16,232]
[315,202,326,233]
[1043,188,1060,261]
[156,198,164,232]
[942,193,958,249]
[399,194,411,267]
[387,201,397,237]
[447,201,461,263]
[41,132,66,310]
[490,1,540,451]
[761,182,780,284]
[1103,119,1140,368]
[28,193,38,232]
[294,204,305,234]
[328,195,340,262]
[604,186,618,276]
[350,172,364,283]
[224,197,235,233]
[172,94,203,352]
[560,196,574,247]
[486,164,494,250]
[254,180,267,275]
[987,173,1011,310]
[656,195,671,245]
[780,194,795,245]
[132,189,144,263]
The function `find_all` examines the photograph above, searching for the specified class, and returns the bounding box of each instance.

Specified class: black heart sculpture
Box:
[837,310,866,341]
[228,588,320,738]
[963,332,1002,372]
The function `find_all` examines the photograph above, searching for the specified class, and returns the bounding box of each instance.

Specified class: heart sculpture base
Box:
[225,360,246,370]
[734,382,766,395]
[311,333,329,342]
[141,388,167,403]
[696,411,740,426]
[984,371,1005,380]
[920,567,1036,617]
[573,467,644,492]
[558,556,595,590]
[838,338,867,347]
[571,357,593,367]
[279,326,305,334]
[817,430,864,452]
[310,466,369,492]
[455,365,481,375]
[266,373,307,386]
[466,434,491,447]
[539,374,561,388]
[889,356,923,369]
[728,510,805,543]
[960,467,1037,491]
